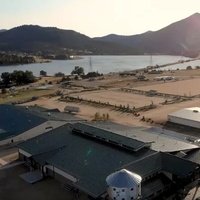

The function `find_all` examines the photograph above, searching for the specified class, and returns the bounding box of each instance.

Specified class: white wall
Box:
[168,116,200,129]
[108,185,141,200]
[18,148,32,157]
[44,165,77,182]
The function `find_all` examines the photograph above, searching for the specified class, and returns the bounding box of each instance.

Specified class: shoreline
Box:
[0,56,51,67]
[129,57,200,74]
[0,55,199,77]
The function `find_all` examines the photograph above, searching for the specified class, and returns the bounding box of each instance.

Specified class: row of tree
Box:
[0,53,35,65]
[1,70,35,87]
[71,66,103,78]
[0,66,100,88]
[40,66,103,79]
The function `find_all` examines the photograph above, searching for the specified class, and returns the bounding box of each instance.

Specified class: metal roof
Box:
[0,104,83,141]
[106,169,142,188]
[141,174,172,199]
[18,123,200,198]
[126,152,199,178]
[125,153,162,179]
[168,107,200,123]
[0,104,47,140]
[73,123,150,152]
[18,124,155,198]
[83,121,199,153]
[18,105,85,122]
[184,149,200,165]
[160,152,199,177]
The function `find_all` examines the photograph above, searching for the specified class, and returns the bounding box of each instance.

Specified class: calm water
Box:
[0,55,198,76]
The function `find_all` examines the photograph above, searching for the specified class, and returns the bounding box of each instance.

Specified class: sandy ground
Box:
[23,97,150,127]
[21,71,200,128]
[23,93,200,127]
[37,76,62,84]
[23,97,67,112]
[0,159,7,166]
[70,90,165,108]
[2,152,18,163]
[185,186,200,199]
[141,98,200,123]
[136,78,200,96]
[0,147,18,166]
[71,69,200,89]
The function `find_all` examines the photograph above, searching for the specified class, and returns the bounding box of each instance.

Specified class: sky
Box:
[0,0,200,37]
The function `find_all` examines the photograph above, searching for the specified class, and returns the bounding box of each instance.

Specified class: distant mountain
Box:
[95,13,200,57]
[0,25,134,54]
[1,13,200,57]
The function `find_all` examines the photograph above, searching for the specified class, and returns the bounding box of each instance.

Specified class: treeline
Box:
[0,70,35,87]
[0,53,36,65]
[42,54,70,60]
[70,66,103,78]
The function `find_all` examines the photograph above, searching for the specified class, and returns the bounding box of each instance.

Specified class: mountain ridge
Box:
[0,25,135,54]
[0,13,200,57]
[95,13,200,57]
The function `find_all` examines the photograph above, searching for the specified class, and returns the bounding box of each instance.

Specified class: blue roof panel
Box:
[0,104,47,140]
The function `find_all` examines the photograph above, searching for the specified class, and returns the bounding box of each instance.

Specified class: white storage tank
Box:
[106,169,142,200]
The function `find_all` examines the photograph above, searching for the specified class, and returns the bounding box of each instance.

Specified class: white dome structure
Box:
[106,169,142,200]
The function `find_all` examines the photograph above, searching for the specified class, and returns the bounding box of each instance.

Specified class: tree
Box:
[94,112,100,121]
[1,88,7,94]
[23,70,35,83]
[186,66,192,70]
[40,70,47,76]
[83,71,102,79]
[195,66,200,69]
[11,70,24,85]
[106,113,109,120]
[2,70,35,87]
[55,72,65,77]
[74,75,79,80]
[71,66,84,75]
[1,72,11,87]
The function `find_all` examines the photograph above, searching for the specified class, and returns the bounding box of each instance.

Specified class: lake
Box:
[0,55,198,76]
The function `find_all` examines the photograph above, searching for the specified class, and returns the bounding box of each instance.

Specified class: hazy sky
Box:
[0,0,200,37]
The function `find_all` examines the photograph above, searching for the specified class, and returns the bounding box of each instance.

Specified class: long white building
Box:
[168,107,200,129]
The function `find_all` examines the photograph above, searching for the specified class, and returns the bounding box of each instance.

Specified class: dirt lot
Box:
[23,97,150,127]
[19,69,200,128]
[185,186,200,200]
[22,93,200,130]
[140,98,200,123]
[0,164,88,200]
[37,76,62,84]
[70,89,165,108]
[135,78,200,96]
[71,69,200,89]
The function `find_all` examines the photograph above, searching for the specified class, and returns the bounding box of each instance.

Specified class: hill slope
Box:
[95,13,200,57]
[1,13,200,56]
[0,25,134,54]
